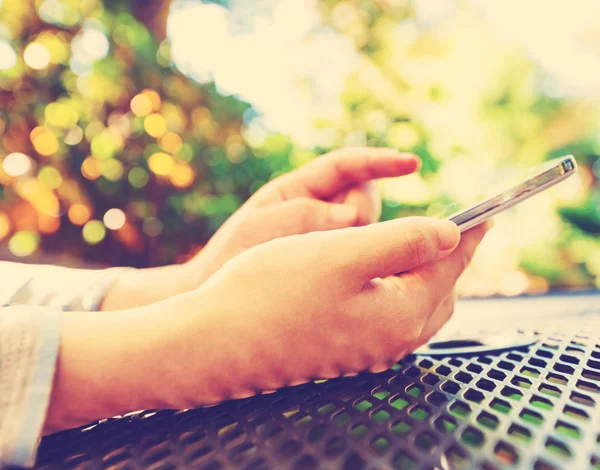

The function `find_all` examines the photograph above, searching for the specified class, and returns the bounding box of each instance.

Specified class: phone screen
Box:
[430,156,577,230]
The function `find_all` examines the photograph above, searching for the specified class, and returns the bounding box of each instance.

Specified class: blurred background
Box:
[0,0,599,297]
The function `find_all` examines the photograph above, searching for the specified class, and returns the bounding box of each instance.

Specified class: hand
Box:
[162,219,489,406]
[49,217,489,432]
[101,148,420,310]
[185,147,420,287]
[47,218,489,431]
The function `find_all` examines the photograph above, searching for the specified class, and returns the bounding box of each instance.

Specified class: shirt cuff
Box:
[2,265,132,312]
[0,306,62,468]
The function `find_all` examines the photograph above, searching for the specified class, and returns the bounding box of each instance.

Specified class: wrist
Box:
[44,306,163,433]
[101,263,199,311]
[181,250,215,288]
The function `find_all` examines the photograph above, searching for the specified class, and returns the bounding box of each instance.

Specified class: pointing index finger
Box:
[255,148,420,205]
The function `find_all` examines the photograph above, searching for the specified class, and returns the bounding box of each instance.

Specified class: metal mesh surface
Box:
[36,297,600,470]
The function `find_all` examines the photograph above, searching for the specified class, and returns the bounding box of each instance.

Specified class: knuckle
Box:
[331,154,354,181]
[292,198,315,228]
[445,294,457,318]
[405,322,423,345]
[325,204,343,227]
[321,231,358,275]
[416,263,437,282]
[457,251,472,273]
[253,180,276,199]
[405,228,434,266]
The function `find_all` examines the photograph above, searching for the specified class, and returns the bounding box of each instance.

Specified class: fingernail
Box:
[395,152,421,168]
[434,219,461,251]
[331,204,358,224]
[412,154,422,170]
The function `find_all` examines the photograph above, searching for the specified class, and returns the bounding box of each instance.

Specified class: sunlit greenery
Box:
[0,0,598,296]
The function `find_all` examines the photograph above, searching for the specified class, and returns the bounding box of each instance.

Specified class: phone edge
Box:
[451,155,577,232]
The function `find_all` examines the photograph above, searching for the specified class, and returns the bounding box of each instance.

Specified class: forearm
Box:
[45,290,276,434]
[43,307,162,433]
[44,295,227,433]
[47,281,302,433]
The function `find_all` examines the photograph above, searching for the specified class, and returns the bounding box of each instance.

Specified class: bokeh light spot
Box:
[128,167,149,188]
[388,122,420,149]
[81,157,102,180]
[38,214,60,234]
[64,126,83,145]
[31,127,59,156]
[0,40,17,70]
[103,208,126,230]
[18,181,60,216]
[143,217,163,237]
[148,152,174,176]
[38,166,62,188]
[141,89,161,111]
[226,142,245,163]
[85,121,105,141]
[91,130,122,160]
[3,153,31,177]
[30,126,48,142]
[9,231,40,257]
[81,28,110,61]
[34,133,59,156]
[82,220,106,245]
[162,102,187,133]
[24,43,51,70]
[170,163,195,188]
[102,159,124,181]
[157,40,171,67]
[160,132,183,153]
[144,113,167,138]
[130,94,153,116]
[38,0,66,25]
[38,31,69,64]
[178,144,194,163]
[68,204,91,226]
[0,213,11,241]
[45,102,79,128]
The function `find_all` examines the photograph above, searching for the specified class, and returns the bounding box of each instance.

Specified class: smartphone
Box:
[441,155,577,232]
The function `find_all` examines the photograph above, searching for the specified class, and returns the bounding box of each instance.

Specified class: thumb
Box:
[329,217,461,284]
[260,198,359,233]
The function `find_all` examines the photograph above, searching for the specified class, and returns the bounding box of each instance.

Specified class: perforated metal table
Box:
[36,294,600,470]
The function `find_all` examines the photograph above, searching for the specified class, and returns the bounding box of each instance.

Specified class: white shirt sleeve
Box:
[0,262,129,468]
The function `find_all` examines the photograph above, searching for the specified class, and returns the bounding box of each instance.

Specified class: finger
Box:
[328,217,460,284]
[330,182,382,225]
[258,198,360,234]
[344,225,485,365]
[398,222,488,316]
[254,148,419,205]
